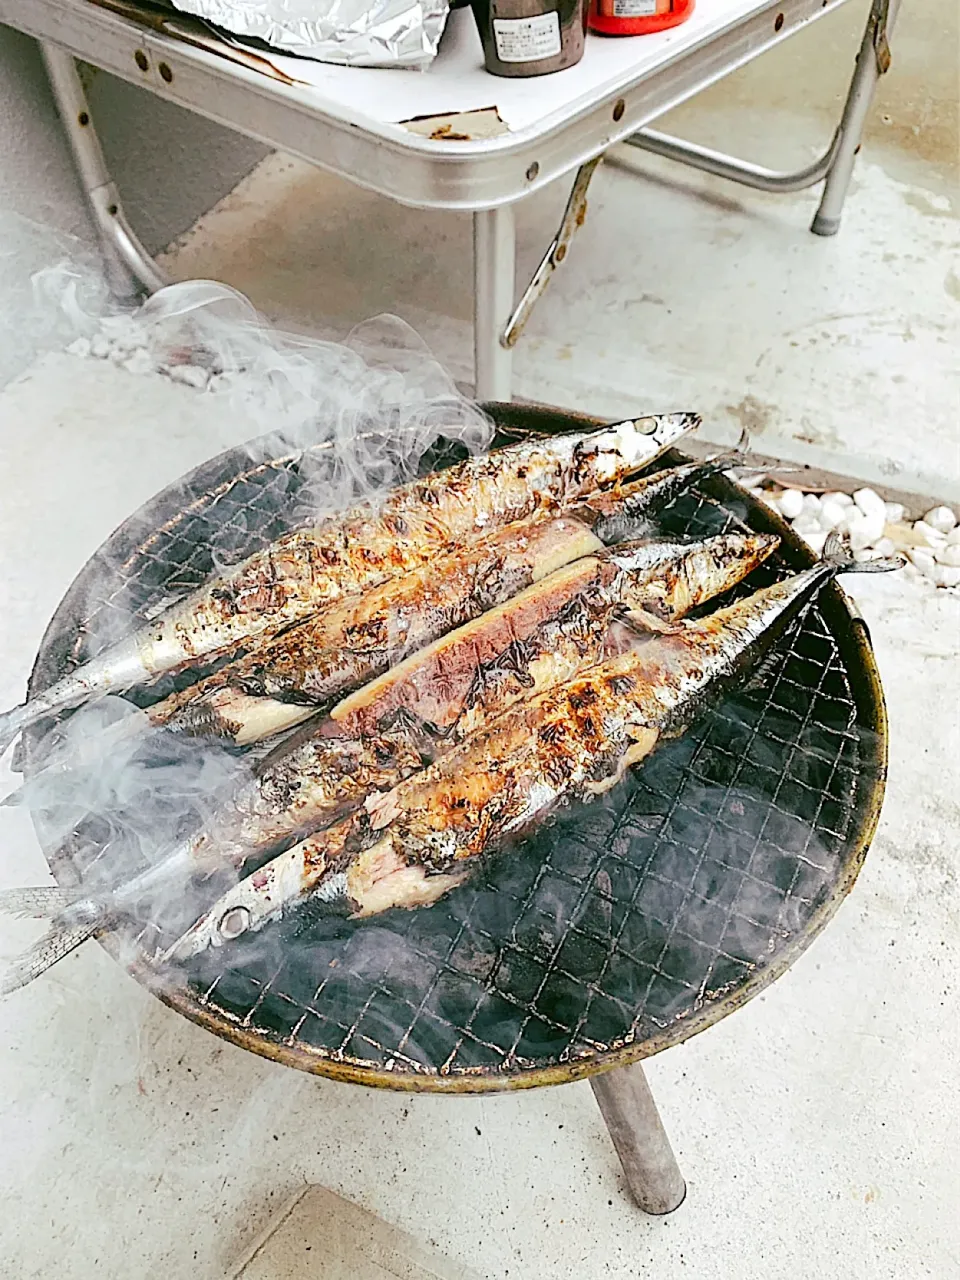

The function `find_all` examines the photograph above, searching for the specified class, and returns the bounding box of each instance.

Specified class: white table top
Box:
[252,0,769,136]
[2,0,846,205]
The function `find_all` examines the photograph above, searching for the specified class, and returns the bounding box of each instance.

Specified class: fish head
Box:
[618,531,781,615]
[606,537,691,577]
[161,869,287,963]
[584,413,699,481]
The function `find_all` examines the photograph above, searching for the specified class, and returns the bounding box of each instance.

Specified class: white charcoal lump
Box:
[913,521,947,546]
[908,547,937,576]
[818,497,849,531]
[765,478,959,590]
[777,488,804,520]
[853,488,887,522]
[924,506,957,534]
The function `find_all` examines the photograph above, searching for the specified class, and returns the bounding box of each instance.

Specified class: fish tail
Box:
[0,885,73,918]
[823,531,905,574]
[0,923,97,996]
[0,890,115,994]
[703,431,805,480]
[699,427,751,477]
[0,703,32,756]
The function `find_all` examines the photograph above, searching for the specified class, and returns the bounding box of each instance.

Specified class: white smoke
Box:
[1,254,494,1008]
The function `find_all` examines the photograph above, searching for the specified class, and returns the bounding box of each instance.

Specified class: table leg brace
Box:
[622,0,899,238]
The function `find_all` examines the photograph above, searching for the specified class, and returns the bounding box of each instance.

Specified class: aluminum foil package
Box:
[171,0,451,68]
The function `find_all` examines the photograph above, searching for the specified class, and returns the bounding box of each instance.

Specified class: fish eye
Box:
[219,906,251,940]
[635,418,656,435]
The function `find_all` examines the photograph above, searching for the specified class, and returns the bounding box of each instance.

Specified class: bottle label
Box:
[493,12,562,63]
[607,0,661,14]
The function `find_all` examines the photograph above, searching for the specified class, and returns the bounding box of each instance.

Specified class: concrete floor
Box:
[1,6,958,1276]
[165,141,959,504]
[160,0,960,503]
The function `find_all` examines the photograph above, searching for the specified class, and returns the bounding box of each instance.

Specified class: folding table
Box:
[0,0,896,400]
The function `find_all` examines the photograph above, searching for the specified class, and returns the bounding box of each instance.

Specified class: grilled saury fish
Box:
[0,414,697,752]
[135,445,753,748]
[0,529,773,992]
[166,534,900,958]
[80,514,603,752]
[331,531,778,743]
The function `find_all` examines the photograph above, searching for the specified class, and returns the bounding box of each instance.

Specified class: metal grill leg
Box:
[40,42,164,297]
[811,0,899,236]
[591,1061,687,1215]
[473,205,516,402]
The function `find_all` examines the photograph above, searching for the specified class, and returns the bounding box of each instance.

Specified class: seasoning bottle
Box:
[588,0,694,37]
[472,0,591,77]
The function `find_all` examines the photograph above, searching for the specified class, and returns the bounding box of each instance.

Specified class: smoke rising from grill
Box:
[1,252,873,1088]
[2,266,495,992]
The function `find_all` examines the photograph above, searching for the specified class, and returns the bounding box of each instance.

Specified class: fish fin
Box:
[593,514,657,546]
[710,430,805,482]
[0,786,25,808]
[0,886,73,919]
[742,645,788,694]
[313,870,350,905]
[823,532,905,575]
[622,607,678,635]
[0,923,95,996]
[583,729,659,797]
[166,702,238,739]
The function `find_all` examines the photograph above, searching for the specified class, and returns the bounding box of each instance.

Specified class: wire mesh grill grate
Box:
[27,419,882,1087]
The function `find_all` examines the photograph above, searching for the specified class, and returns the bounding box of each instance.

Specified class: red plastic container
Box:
[588,0,694,36]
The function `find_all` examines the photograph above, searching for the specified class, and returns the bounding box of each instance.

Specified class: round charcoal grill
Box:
[24,403,887,1093]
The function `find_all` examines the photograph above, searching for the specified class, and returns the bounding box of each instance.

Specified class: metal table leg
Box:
[40,42,164,298]
[811,0,898,236]
[591,1061,687,1215]
[621,0,897,238]
[473,205,516,402]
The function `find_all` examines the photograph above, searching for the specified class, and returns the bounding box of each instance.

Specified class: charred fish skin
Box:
[3,529,779,985]
[582,431,750,543]
[142,513,604,746]
[58,532,776,967]
[331,532,779,743]
[0,414,698,752]
[112,533,780,914]
[142,464,741,750]
[0,729,429,976]
[164,667,664,958]
[143,533,780,888]
[165,535,901,958]
[179,731,426,874]
[146,419,698,697]
[139,410,697,662]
